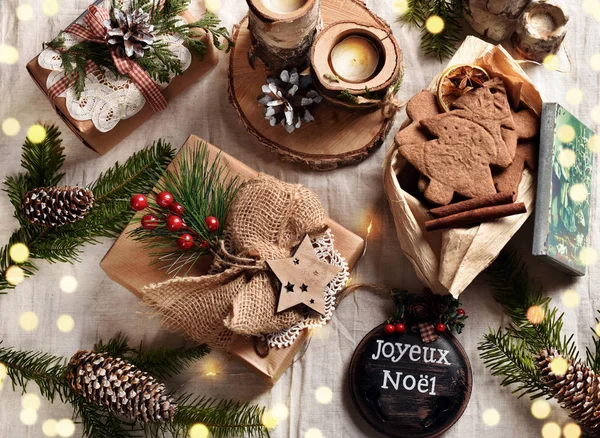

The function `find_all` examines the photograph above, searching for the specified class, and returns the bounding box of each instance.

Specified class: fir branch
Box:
[586,310,600,373]
[19,123,66,189]
[72,396,143,438]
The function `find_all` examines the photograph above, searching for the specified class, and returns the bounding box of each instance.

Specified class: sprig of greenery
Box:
[586,310,600,373]
[398,0,464,60]
[0,125,174,292]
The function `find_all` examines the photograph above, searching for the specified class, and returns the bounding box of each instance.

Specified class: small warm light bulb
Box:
[588,135,600,153]
[482,408,500,426]
[569,184,588,202]
[315,386,333,404]
[592,106,600,124]
[19,311,39,331]
[304,428,324,438]
[392,0,409,15]
[543,54,560,71]
[2,117,21,136]
[562,290,580,308]
[549,357,569,376]
[57,315,75,333]
[526,305,545,324]
[0,44,19,65]
[591,53,600,71]
[557,148,576,168]
[261,410,280,430]
[59,275,78,293]
[201,357,221,377]
[579,247,598,266]
[22,393,41,410]
[583,0,599,14]
[6,265,25,285]
[563,422,582,438]
[425,15,444,34]
[271,403,289,420]
[42,419,59,437]
[56,418,75,437]
[566,88,583,105]
[9,243,30,264]
[557,124,576,143]
[16,4,34,21]
[27,124,46,144]
[541,422,561,438]
[530,399,551,419]
[42,0,60,16]
[20,408,38,426]
[189,423,210,438]
[0,362,7,382]
[204,0,221,12]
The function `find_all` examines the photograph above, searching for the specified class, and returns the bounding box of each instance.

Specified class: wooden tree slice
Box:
[228,0,397,170]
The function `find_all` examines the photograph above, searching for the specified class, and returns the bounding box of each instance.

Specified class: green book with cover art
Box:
[533,103,596,276]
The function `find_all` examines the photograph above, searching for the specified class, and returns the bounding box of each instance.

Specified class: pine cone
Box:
[22,186,94,228]
[537,348,600,435]
[66,350,177,423]
[105,8,155,58]
[258,68,322,133]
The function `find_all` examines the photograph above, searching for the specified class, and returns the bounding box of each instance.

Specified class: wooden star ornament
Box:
[267,235,342,316]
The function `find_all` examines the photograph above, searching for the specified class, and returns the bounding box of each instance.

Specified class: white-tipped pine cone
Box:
[22,186,94,228]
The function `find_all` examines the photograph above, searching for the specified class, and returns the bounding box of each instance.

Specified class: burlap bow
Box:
[142,174,329,350]
[48,5,167,113]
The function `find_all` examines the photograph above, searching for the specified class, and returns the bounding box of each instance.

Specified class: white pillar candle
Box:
[330,36,380,83]
[263,0,306,13]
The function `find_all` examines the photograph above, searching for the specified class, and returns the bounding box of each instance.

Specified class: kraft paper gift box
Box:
[27,5,218,155]
[100,135,364,383]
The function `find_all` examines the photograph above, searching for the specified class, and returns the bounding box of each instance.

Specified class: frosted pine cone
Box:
[105,8,155,58]
[21,186,94,228]
[66,350,177,423]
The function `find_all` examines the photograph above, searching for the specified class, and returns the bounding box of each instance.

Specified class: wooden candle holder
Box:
[511,0,569,62]
[311,21,402,110]
[246,0,321,71]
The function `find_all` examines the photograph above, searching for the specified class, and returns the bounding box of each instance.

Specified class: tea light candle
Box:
[263,0,306,13]
[330,36,380,83]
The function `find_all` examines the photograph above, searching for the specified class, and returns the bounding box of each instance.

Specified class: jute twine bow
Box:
[47,5,168,113]
[353,86,406,119]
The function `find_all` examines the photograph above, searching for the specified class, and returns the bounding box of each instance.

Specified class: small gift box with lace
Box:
[27,0,226,154]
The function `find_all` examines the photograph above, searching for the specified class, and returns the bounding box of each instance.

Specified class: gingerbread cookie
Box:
[395,91,441,146]
[512,109,540,140]
[493,141,538,196]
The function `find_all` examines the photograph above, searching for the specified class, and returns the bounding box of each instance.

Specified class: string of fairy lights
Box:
[1,1,600,438]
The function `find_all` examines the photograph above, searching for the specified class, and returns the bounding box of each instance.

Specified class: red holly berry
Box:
[456,308,466,316]
[169,202,185,216]
[176,233,194,250]
[435,323,446,333]
[395,323,406,334]
[156,191,174,208]
[200,240,210,250]
[384,324,395,335]
[205,216,219,233]
[165,215,183,232]
[130,194,148,211]
[141,214,159,230]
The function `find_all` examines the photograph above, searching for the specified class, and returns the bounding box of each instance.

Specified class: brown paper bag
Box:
[100,135,364,383]
[383,36,542,297]
[26,10,218,155]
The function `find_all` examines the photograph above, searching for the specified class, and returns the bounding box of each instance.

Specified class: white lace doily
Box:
[38,9,191,132]
[266,230,350,349]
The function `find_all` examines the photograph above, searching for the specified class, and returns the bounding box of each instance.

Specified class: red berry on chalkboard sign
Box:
[156,191,174,208]
[456,308,466,316]
[436,323,446,333]
[395,323,406,334]
[384,324,395,335]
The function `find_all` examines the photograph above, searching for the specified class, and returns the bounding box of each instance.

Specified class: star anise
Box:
[437,65,490,112]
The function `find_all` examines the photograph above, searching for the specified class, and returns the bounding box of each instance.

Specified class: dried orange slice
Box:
[436,64,490,112]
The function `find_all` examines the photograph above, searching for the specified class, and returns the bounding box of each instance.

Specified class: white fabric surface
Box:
[0,1,598,437]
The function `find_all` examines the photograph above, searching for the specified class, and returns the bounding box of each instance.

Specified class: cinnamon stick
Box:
[425,202,527,232]
[429,192,515,218]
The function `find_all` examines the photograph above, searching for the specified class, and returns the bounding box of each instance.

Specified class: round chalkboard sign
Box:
[349,324,472,438]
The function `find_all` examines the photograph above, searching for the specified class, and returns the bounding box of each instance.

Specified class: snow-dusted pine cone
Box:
[21,186,94,228]
[66,350,177,423]
[105,8,155,58]
[258,68,322,133]
[537,348,600,434]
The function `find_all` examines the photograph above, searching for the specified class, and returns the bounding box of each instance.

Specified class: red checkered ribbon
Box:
[47,5,167,113]
[417,322,439,343]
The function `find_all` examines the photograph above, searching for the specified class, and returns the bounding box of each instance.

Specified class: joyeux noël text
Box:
[371,339,451,395]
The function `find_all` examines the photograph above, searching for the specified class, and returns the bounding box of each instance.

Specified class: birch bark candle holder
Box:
[246,0,321,70]
[310,22,402,111]
[511,0,569,63]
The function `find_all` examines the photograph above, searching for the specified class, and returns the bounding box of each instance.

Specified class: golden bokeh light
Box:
[541,421,561,438]
[57,315,75,333]
[22,393,41,411]
[557,148,576,168]
[20,408,38,426]
[392,0,409,15]
[0,362,7,383]
[425,15,444,34]
[261,410,280,430]
[563,422,582,438]
[482,408,500,426]
[204,0,221,13]
[549,357,569,376]
[201,357,222,377]
[2,117,21,136]
[305,428,324,438]
[42,419,58,437]
[579,247,598,266]
[20,311,39,331]
[592,106,600,124]
[16,4,34,21]
[315,386,333,404]
[566,88,583,105]
[543,54,560,71]
[56,418,76,437]
[583,0,600,14]
[562,290,580,308]
[588,135,600,153]
[6,265,25,285]
[557,124,576,143]
[596,322,600,337]
[271,403,289,421]
[570,184,589,202]
[27,124,47,144]
[42,0,60,16]
[0,44,19,65]
[591,53,600,71]
[9,243,30,264]
[526,305,545,325]
[59,275,78,293]
[189,423,210,438]
[531,399,551,419]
